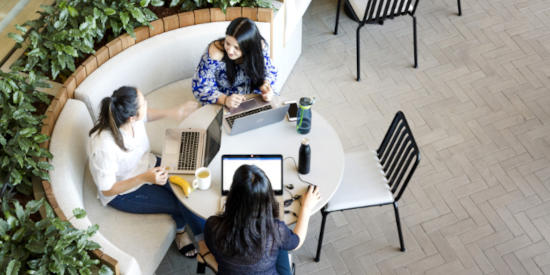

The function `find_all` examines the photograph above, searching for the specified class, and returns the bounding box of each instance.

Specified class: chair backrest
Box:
[354,0,419,23]
[376,111,420,202]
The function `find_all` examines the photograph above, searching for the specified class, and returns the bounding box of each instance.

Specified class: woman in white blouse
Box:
[88,86,203,258]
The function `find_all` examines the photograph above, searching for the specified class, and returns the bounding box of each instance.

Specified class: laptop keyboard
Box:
[178,132,199,170]
[226,105,273,128]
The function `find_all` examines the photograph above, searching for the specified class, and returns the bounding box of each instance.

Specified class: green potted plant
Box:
[0,198,112,274]
[9,0,159,81]
[0,70,51,196]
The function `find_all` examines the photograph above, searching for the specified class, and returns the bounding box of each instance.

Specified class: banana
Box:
[169,176,193,197]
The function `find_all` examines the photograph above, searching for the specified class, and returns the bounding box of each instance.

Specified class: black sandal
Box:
[197,251,217,273]
[176,231,197,258]
[178,243,197,258]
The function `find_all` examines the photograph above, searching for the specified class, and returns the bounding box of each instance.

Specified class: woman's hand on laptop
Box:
[225,94,245,108]
[260,82,273,102]
[145,167,168,185]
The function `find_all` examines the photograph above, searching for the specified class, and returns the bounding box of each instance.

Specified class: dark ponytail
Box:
[89,86,139,151]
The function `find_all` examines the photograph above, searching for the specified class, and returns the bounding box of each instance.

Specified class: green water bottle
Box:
[296,97,314,134]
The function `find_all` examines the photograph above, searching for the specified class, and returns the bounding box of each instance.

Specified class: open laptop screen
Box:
[204,108,223,167]
[221,155,283,195]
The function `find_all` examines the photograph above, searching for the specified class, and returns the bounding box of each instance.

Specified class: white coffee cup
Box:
[192,167,211,190]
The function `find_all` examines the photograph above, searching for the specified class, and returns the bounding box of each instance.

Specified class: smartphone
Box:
[286,102,298,122]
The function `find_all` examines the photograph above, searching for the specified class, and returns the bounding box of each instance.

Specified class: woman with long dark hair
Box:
[87,86,204,258]
[200,164,321,274]
[192,17,278,108]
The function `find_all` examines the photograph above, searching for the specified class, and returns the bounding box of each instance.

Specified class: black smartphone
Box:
[287,102,298,122]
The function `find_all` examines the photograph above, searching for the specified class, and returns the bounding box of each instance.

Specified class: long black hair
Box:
[221,17,266,91]
[211,164,280,259]
[89,86,139,151]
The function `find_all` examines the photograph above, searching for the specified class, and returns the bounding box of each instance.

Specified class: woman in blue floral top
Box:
[192,17,278,108]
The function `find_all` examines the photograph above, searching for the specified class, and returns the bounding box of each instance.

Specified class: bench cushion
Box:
[49,99,93,225]
[83,168,175,275]
[75,21,270,122]
[49,100,141,274]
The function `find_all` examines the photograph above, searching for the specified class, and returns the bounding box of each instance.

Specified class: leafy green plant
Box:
[167,0,272,12]
[9,0,160,80]
[0,70,52,195]
[0,198,112,274]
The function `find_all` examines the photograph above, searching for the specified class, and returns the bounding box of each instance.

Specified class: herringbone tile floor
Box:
[164,0,550,273]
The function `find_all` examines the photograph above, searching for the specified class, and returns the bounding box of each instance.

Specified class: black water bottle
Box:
[298,138,311,174]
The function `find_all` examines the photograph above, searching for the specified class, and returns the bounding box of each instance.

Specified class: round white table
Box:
[170,103,344,224]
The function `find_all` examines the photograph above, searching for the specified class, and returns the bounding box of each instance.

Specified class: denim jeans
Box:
[108,158,205,237]
[276,250,292,275]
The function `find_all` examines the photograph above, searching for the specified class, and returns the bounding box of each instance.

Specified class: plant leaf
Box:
[72,208,87,219]
[151,0,164,6]
[15,24,28,33]
[0,220,8,235]
[14,201,25,221]
[129,7,145,22]
[33,134,49,143]
[63,45,78,57]
[6,260,21,275]
[79,21,89,31]
[20,127,37,137]
[99,265,114,275]
[12,90,21,104]
[104,8,116,16]
[25,199,44,214]
[67,6,79,17]
[119,12,130,27]
[8,33,24,43]
[45,202,54,218]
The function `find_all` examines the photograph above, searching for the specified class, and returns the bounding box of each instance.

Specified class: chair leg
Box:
[457,0,462,16]
[315,207,329,262]
[393,202,405,252]
[356,23,365,81]
[412,16,418,69]
[334,0,342,34]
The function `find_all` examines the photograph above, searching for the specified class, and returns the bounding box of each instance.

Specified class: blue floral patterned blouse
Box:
[192,43,278,105]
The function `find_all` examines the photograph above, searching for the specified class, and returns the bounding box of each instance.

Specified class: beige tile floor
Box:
[2,0,549,274]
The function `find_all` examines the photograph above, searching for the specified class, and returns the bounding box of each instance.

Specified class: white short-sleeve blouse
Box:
[87,119,156,205]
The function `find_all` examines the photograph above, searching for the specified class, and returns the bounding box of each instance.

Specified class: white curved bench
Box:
[47,20,270,275]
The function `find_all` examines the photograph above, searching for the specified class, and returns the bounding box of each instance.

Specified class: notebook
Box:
[219,154,284,218]
[224,97,290,136]
[161,109,223,174]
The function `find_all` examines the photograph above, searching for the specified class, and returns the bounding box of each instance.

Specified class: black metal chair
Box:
[334,0,420,81]
[315,111,420,262]
[457,0,462,16]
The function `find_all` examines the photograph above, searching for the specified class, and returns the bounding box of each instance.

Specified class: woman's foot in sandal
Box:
[198,240,218,271]
[176,231,197,258]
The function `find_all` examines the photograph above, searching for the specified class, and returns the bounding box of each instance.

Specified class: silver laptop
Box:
[161,109,223,174]
[224,97,290,136]
[219,154,285,218]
